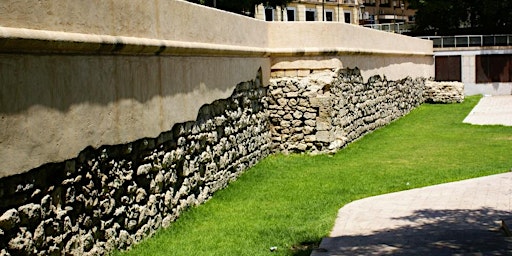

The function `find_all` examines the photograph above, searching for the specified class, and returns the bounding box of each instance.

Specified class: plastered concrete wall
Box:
[0,1,433,180]
[0,71,271,255]
[0,55,269,178]
[0,0,268,47]
[0,1,438,254]
[0,0,272,178]
[268,22,434,81]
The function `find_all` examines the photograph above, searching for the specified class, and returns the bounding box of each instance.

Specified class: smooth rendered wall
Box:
[0,0,433,178]
[0,55,269,178]
[0,0,271,178]
[268,22,434,80]
[0,0,268,47]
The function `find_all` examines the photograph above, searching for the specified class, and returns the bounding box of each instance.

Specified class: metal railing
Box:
[363,22,413,34]
[418,35,512,48]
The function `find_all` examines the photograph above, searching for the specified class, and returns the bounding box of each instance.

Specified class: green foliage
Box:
[119,96,512,256]
[410,0,512,35]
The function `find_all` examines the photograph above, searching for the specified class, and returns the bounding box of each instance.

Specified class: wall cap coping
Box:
[0,26,434,58]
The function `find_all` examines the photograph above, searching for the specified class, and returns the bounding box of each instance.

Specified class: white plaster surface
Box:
[0,0,434,177]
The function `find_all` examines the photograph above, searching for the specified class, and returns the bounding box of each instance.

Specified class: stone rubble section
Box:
[0,71,271,256]
[267,68,426,153]
[0,67,462,256]
[424,81,465,103]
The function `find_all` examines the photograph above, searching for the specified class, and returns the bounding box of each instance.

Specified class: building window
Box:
[476,54,512,83]
[306,8,316,21]
[344,11,351,23]
[380,0,390,7]
[325,10,334,21]
[435,56,461,82]
[265,7,274,21]
[366,0,376,6]
[286,7,296,21]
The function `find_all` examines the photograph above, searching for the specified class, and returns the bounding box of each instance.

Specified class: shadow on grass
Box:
[291,240,321,256]
[309,208,512,255]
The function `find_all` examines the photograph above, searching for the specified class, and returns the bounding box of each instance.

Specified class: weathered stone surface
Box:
[0,249,10,256]
[267,68,426,153]
[8,228,33,254]
[424,81,464,103]
[0,209,19,231]
[136,164,152,176]
[0,68,441,256]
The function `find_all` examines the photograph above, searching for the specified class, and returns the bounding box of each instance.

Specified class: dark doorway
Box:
[435,56,461,81]
[476,54,512,83]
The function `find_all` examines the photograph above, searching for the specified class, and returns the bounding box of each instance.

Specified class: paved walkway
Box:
[312,173,512,255]
[463,95,512,126]
[312,96,512,256]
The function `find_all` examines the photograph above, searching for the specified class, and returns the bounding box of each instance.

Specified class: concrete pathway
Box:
[312,97,512,255]
[311,173,512,255]
[463,95,512,126]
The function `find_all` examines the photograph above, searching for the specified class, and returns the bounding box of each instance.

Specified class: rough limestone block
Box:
[0,209,19,231]
[424,81,464,103]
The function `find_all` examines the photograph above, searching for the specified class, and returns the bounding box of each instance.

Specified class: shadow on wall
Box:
[0,54,268,177]
[312,208,512,255]
[0,55,265,114]
[0,68,271,255]
[271,55,434,82]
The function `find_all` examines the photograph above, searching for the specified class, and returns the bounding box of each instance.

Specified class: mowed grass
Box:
[120,95,512,256]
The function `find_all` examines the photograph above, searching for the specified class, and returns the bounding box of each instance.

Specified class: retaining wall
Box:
[268,68,425,153]
[0,0,438,255]
[0,70,271,255]
[0,66,464,255]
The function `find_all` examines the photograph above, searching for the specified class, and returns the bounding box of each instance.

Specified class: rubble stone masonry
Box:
[0,71,271,256]
[268,68,426,153]
[0,68,463,255]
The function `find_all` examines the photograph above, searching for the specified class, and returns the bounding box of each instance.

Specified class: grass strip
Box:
[120,95,512,256]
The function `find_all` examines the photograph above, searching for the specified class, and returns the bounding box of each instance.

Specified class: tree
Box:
[409,0,512,35]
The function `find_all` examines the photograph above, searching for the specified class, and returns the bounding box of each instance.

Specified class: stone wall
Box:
[268,68,425,153]
[0,71,270,256]
[424,81,465,103]
[0,67,441,256]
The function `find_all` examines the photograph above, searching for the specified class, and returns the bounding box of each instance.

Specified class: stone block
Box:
[284,69,298,77]
[0,209,20,231]
[316,118,331,131]
[297,69,311,77]
[304,135,316,142]
[303,112,317,120]
[315,131,332,143]
[271,70,285,78]
[304,120,316,127]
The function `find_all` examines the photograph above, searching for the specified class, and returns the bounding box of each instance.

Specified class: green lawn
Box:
[120,95,512,256]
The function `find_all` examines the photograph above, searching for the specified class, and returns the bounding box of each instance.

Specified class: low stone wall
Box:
[268,68,425,153]
[0,68,440,256]
[0,71,270,256]
[424,81,465,103]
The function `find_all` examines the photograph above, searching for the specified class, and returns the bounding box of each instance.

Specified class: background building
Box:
[360,0,416,33]
[255,0,360,24]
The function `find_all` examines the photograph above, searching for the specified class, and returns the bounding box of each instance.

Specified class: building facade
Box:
[255,0,360,24]
[359,0,415,25]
